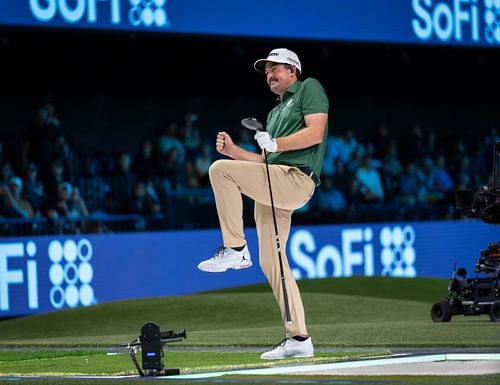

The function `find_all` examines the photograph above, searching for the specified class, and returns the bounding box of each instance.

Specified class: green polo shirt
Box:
[266,78,329,185]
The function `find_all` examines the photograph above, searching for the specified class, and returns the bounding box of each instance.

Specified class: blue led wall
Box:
[0,1,499,48]
[0,219,498,318]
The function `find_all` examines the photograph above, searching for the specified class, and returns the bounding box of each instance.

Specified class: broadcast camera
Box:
[122,322,187,377]
[431,142,500,322]
[455,141,500,223]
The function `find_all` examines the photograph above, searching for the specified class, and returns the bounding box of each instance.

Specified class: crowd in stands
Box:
[0,102,497,233]
[312,122,496,222]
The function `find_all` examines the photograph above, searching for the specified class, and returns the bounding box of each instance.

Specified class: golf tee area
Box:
[0,277,499,384]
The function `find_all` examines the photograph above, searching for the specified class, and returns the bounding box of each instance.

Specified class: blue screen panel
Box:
[0,219,498,318]
[0,1,499,48]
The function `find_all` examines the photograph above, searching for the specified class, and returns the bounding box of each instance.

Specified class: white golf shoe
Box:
[260,337,314,360]
[197,245,252,273]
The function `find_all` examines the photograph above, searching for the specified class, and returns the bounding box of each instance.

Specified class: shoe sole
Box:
[260,353,314,360]
[198,261,252,273]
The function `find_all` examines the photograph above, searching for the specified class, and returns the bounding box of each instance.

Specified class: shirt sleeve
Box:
[301,78,329,116]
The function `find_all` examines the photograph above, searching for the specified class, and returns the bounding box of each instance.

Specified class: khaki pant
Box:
[209,159,315,337]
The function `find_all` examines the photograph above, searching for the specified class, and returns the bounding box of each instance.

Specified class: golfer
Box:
[198,48,329,359]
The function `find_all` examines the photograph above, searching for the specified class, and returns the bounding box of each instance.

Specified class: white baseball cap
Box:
[254,48,302,73]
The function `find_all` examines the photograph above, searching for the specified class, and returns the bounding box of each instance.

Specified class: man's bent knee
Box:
[209,159,231,180]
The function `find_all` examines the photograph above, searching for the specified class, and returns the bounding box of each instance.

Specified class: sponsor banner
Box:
[0,1,498,48]
[0,219,498,317]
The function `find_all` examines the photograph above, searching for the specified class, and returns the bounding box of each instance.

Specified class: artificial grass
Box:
[0,350,383,376]
[0,277,497,348]
[216,276,448,302]
[0,277,500,347]
[0,278,498,382]
[2,375,500,385]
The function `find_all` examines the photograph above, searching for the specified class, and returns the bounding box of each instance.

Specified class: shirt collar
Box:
[276,80,301,103]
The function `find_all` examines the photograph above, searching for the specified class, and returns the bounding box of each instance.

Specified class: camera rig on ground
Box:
[122,322,187,376]
[431,142,500,322]
[455,141,500,224]
[431,243,500,322]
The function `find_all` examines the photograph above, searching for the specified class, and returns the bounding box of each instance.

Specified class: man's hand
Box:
[216,131,236,157]
[254,131,278,153]
[215,130,266,162]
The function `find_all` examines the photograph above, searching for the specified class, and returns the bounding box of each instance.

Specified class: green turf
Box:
[215,276,448,302]
[242,375,500,385]
[0,277,498,381]
[0,277,497,348]
[0,350,104,362]
[0,350,382,376]
[1,375,500,385]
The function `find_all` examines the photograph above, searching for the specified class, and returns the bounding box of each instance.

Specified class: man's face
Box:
[265,63,295,96]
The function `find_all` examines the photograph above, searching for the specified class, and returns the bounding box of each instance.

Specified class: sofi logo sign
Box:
[412,0,500,44]
[0,242,39,312]
[289,226,417,279]
[29,0,170,28]
[0,239,96,314]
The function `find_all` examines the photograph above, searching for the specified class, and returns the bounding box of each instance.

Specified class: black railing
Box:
[0,187,460,237]
[0,188,220,236]
[0,214,169,237]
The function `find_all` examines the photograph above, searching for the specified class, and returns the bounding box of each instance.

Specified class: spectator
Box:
[46,182,89,234]
[106,152,136,213]
[236,128,257,153]
[0,177,34,218]
[346,145,365,175]
[46,182,88,219]
[337,129,358,164]
[322,132,341,177]
[179,112,201,161]
[371,121,391,160]
[182,161,201,189]
[331,158,352,202]
[317,176,347,212]
[195,141,213,186]
[44,159,66,201]
[469,143,487,180]
[401,122,428,163]
[133,138,158,181]
[78,158,107,216]
[365,142,382,169]
[355,155,384,202]
[381,141,403,200]
[455,172,471,191]
[398,161,424,206]
[0,160,13,186]
[22,103,65,181]
[159,148,181,189]
[432,155,454,193]
[418,157,443,204]
[126,180,161,216]
[22,162,45,215]
[157,122,185,166]
[448,139,470,179]
[52,134,77,182]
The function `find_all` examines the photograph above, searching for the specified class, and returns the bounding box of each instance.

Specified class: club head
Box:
[241,117,264,132]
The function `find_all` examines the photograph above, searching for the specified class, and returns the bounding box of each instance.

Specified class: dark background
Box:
[1,27,499,155]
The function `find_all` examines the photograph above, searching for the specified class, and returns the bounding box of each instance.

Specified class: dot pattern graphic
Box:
[48,239,95,309]
[484,0,500,44]
[379,226,417,277]
[128,0,170,28]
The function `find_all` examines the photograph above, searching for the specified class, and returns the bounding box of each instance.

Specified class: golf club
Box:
[241,117,292,324]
